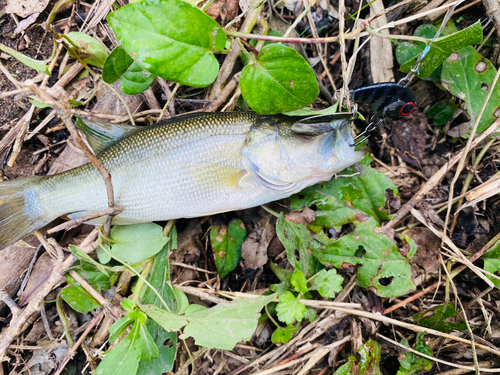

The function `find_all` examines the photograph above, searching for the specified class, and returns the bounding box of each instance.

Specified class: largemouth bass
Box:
[0,112,362,250]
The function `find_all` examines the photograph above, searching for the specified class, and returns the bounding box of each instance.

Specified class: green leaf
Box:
[397,333,433,375]
[144,295,277,350]
[29,99,50,108]
[139,324,160,362]
[308,269,343,298]
[210,219,247,279]
[271,324,299,344]
[122,298,137,312]
[0,43,50,75]
[276,291,306,325]
[66,32,109,68]
[396,21,483,78]
[109,316,134,343]
[61,284,100,314]
[413,304,467,333]
[358,338,381,375]
[121,62,156,95]
[275,213,319,276]
[482,239,500,288]
[304,306,317,322]
[109,223,169,263]
[270,282,292,294]
[108,0,226,87]
[96,323,142,375]
[270,262,293,283]
[290,269,308,294]
[142,305,188,331]
[282,102,339,117]
[137,229,177,375]
[333,358,355,375]
[181,294,276,349]
[103,46,134,84]
[240,43,319,114]
[290,165,398,225]
[314,230,417,297]
[426,100,458,126]
[441,46,500,136]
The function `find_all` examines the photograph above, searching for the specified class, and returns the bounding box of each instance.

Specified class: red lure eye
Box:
[400,102,416,116]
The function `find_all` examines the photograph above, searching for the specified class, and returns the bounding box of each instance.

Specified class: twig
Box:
[205,72,241,112]
[47,206,124,234]
[24,81,116,211]
[385,116,500,228]
[0,230,99,361]
[53,310,105,375]
[377,333,499,372]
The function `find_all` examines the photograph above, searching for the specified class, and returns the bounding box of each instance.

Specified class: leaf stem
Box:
[265,304,282,328]
[132,258,154,305]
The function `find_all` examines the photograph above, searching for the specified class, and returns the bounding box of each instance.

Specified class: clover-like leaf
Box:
[108,0,226,87]
[276,291,306,325]
[309,269,343,298]
[240,43,319,114]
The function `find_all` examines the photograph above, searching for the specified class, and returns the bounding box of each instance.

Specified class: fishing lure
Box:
[351,82,416,120]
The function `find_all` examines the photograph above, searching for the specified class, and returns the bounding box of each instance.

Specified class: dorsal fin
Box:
[290,113,353,135]
[75,116,138,156]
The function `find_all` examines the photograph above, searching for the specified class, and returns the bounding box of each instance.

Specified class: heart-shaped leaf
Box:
[240,43,319,114]
[108,0,226,87]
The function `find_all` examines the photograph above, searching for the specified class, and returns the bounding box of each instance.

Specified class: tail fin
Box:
[0,177,49,250]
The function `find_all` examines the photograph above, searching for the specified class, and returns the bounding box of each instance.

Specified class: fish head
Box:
[242,114,364,192]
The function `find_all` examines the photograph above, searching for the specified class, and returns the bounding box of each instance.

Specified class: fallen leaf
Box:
[241,215,274,270]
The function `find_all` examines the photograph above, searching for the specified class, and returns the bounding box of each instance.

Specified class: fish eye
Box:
[400,102,416,116]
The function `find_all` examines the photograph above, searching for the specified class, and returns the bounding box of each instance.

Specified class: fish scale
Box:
[0,111,362,250]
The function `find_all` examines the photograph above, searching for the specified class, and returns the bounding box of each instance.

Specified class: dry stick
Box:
[443,62,500,239]
[53,310,105,375]
[47,206,124,235]
[205,72,241,113]
[6,105,35,167]
[383,280,442,315]
[226,0,415,44]
[24,81,116,209]
[208,0,262,101]
[0,229,99,362]
[329,306,500,356]
[385,116,500,229]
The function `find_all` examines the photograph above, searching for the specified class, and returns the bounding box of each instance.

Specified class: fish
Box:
[351,83,416,120]
[0,112,363,250]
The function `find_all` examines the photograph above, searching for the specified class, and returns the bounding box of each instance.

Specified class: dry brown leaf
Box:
[5,0,50,18]
[241,215,274,270]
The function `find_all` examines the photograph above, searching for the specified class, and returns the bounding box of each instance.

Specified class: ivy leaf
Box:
[397,21,482,78]
[95,323,142,375]
[290,269,308,294]
[308,269,343,299]
[66,31,109,68]
[108,0,226,87]
[442,46,500,136]
[413,304,467,333]
[210,219,247,279]
[276,291,306,325]
[240,43,319,114]
[109,223,169,263]
[271,324,299,344]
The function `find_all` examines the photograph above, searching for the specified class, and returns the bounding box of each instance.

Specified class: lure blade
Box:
[351,83,416,120]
